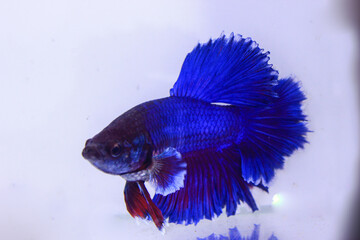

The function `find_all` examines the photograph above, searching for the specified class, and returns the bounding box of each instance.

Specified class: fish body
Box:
[82,34,308,229]
[85,97,240,174]
[144,96,243,153]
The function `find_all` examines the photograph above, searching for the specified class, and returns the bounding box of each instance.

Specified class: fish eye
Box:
[111,143,122,157]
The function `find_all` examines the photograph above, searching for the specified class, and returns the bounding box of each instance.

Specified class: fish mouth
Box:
[82,145,103,161]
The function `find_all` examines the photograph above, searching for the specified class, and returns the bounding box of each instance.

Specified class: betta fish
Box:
[82,33,308,230]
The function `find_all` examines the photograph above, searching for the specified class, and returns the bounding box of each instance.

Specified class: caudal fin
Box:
[239,78,308,184]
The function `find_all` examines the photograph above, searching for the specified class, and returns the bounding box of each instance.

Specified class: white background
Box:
[0,0,358,239]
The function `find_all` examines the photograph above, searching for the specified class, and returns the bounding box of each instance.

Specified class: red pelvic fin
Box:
[138,181,164,230]
[124,181,164,230]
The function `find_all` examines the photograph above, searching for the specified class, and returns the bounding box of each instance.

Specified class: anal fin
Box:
[153,147,258,225]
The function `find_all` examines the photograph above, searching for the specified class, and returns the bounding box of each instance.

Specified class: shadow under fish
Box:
[197,225,278,240]
[82,33,308,230]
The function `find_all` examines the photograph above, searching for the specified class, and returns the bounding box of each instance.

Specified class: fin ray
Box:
[239,78,308,184]
[149,147,187,196]
[171,34,278,107]
[153,147,258,225]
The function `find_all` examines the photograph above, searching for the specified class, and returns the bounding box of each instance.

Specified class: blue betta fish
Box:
[82,34,308,230]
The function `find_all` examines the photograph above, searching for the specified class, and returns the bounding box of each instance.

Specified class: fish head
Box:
[82,130,151,175]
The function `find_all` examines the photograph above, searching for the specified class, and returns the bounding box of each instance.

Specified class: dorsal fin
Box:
[170,33,278,107]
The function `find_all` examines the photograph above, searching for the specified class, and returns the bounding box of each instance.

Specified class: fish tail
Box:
[239,78,308,184]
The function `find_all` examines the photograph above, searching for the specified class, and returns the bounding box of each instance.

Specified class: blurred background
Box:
[0,0,358,239]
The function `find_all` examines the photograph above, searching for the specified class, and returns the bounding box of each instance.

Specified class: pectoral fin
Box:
[149,147,187,196]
